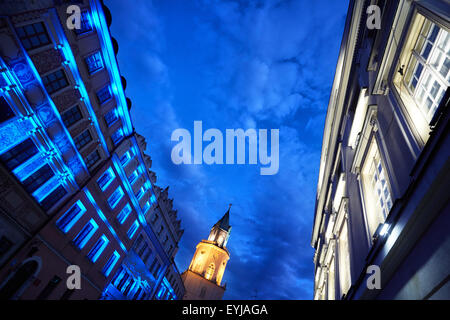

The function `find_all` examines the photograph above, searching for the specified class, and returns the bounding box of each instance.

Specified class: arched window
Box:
[205,263,215,280]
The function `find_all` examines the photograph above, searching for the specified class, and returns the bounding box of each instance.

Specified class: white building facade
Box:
[312,0,449,300]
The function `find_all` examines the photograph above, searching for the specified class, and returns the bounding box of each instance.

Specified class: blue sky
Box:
[107,0,349,299]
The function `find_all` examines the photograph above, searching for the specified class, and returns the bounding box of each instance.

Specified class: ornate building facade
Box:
[0,0,184,300]
[312,0,449,300]
[181,206,231,300]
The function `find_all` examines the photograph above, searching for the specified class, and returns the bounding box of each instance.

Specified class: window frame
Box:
[391,7,450,148]
[84,51,104,75]
[56,200,87,233]
[15,21,51,51]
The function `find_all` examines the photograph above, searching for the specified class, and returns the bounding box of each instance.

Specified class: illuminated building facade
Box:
[0,0,183,300]
[181,206,231,300]
[312,0,449,300]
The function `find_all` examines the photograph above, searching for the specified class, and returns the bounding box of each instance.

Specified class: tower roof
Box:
[214,204,231,232]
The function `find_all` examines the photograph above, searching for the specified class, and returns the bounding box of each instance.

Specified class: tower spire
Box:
[214,204,231,232]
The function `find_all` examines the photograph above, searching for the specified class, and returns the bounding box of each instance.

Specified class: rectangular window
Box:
[22,164,54,193]
[61,105,82,128]
[338,222,351,297]
[111,128,124,146]
[361,138,392,240]
[150,194,156,204]
[16,22,50,50]
[85,52,103,74]
[142,201,150,214]
[0,96,15,124]
[102,251,120,277]
[97,167,115,191]
[75,11,93,35]
[87,235,109,263]
[0,139,38,170]
[117,203,132,224]
[85,150,100,169]
[56,200,86,233]
[104,109,118,127]
[40,185,67,211]
[120,150,132,166]
[128,170,138,184]
[135,186,145,200]
[403,16,449,122]
[74,130,92,150]
[42,69,69,94]
[108,186,124,209]
[96,85,112,105]
[127,220,139,239]
[73,219,98,249]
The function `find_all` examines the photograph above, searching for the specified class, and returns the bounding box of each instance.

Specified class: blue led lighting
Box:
[74,218,99,249]
[84,188,127,253]
[32,175,60,202]
[56,200,87,233]
[102,250,120,277]
[89,0,133,136]
[48,8,109,157]
[0,24,83,187]
[97,166,116,191]
[88,234,109,263]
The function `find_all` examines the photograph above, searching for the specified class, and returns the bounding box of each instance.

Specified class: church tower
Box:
[181,205,232,300]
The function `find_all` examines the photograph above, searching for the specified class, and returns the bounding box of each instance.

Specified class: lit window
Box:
[16,22,50,50]
[85,150,100,169]
[142,201,150,214]
[150,194,156,204]
[87,235,109,263]
[73,219,98,249]
[127,220,139,239]
[40,185,67,211]
[96,85,112,105]
[104,109,118,127]
[22,164,54,193]
[120,150,132,166]
[108,186,124,209]
[74,129,92,150]
[61,105,82,128]
[361,138,392,240]
[42,69,69,94]
[338,221,351,297]
[85,52,103,74]
[102,251,120,277]
[117,203,131,224]
[135,186,145,200]
[97,167,115,191]
[205,263,215,280]
[0,139,38,170]
[128,170,138,184]
[75,11,93,35]
[403,19,449,121]
[111,128,124,146]
[56,201,86,233]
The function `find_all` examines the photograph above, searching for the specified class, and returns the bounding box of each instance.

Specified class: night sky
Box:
[106,0,349,299]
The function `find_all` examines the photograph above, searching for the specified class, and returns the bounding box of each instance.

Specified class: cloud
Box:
[107,0,348,300]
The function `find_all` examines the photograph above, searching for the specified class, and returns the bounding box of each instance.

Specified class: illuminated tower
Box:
[181,205,232,300]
